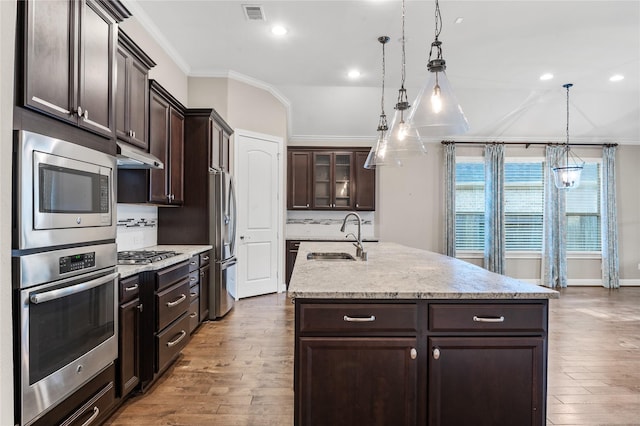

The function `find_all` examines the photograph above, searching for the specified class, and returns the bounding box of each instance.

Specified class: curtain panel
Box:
[483,144,505,274]
[601,146,619,288]
[542,146,567,288]
[444,144,456,257]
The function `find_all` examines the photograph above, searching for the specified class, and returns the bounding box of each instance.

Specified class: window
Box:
[454,157,601,254]
[566,162,601,251]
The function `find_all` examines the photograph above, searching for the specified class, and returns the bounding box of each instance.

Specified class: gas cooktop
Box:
[117,250,179,265]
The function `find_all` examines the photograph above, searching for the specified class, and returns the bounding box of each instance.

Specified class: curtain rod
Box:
[441,140,618,148]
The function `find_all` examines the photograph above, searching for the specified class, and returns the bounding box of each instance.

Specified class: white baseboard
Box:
[514,278,640,287]
[620,279,640,286]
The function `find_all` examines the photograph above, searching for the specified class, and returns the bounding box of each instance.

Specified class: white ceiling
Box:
[125,0,640,144]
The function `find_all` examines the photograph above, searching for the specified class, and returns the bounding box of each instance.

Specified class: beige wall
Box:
[119,17,188,105]
[377,143,640,285]
[1,1,16,422]
[187,77,228,117]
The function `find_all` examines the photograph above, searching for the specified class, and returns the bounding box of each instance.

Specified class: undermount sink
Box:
[307,252,356,261]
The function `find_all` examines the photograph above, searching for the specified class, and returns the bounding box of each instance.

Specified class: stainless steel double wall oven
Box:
[12,130,118,426]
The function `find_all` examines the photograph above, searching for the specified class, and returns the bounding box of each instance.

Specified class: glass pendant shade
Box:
[385,107,427,159]
[364,132,402,169]
[409,68,469,137]
[552,146,584,189]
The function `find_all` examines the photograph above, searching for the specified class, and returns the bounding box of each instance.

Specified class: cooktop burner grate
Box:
[117,250,179,265]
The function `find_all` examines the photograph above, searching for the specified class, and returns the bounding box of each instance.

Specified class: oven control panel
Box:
[59,252,96,274]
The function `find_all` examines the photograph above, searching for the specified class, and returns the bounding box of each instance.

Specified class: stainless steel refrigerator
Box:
[209,169,237,319]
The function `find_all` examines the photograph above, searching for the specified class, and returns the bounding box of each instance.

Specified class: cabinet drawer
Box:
[156,260,190,291]
[188,299,199,334]
[189,282,200,302]
[299,303,418,334]
[119,274,140,304]
[156,313,190,373]
[157,277,190,330]
[188,255,200,272]
[429,303,547,332]
[188,270,200,287]
[60,381,115,426]
[199,251,211,267]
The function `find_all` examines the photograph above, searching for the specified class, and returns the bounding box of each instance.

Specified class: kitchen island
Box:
[288,242,558,426]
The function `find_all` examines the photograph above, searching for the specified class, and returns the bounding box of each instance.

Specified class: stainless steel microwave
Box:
[14,130,117,250]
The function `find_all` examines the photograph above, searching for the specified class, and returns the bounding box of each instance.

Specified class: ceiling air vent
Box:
[242,4,265,21]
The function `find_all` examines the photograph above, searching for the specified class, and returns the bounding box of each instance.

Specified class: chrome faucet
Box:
[340,212,367,260]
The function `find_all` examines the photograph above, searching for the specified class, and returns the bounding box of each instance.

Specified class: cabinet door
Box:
[128,57,149,149]
[298,337,417,426]
[115,46,129,141]
[119,298,140,398]
[77,0,116,138]
[23,0,76,123]
[354,151,375,210]
[169,108,185,204]
[428,336,544,426]
[199,264,210,322]
[221,130,231,171]
[285,240,300,285]
[149,90,170,203]
[312,153,332,209]
[288,152,312,209]
[333,152,353,209]
[209,119,222,171]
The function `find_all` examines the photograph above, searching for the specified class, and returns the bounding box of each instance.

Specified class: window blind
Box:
[566,162,601,251]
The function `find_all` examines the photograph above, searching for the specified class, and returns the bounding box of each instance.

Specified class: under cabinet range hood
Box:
[116,142,163,169]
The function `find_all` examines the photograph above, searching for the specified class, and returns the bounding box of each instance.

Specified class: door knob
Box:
[240,236,245,240]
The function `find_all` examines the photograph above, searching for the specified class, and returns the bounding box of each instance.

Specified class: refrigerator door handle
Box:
[228,175,237,257]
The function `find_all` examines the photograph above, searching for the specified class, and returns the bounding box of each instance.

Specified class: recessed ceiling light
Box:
[348,70,361,79]
[539,73,554,81]
[271,26,287,36]
[609,74,624,82]
[454,17,464,24]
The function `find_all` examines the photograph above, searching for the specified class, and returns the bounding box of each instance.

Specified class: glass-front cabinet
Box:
[312,152,353,209]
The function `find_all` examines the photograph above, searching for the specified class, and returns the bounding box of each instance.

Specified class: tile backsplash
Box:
[286,210,376,240]
[116,204,158,251]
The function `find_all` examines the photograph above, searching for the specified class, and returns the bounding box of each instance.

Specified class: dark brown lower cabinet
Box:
[118,297,141,398]
[298,337,418,426]
[294,300,548,426]
[428,336,544,426]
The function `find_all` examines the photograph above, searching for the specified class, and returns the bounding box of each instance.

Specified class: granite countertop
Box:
[118,244,213,278]
[287,242,559,300]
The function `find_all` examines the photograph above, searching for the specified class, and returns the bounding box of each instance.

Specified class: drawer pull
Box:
[410,348,417,360]
[190,261,197,266]
[80,406,100,426]
[433,347,440,360]
[190,291,197,297]
[202,256,210,261]
[167,330,187,347]
[189,312,197,318]
[190,277,197,281]
[473,315,505,323]
[166,294,187,307]
[124,284,139,292]
[343,315,376,322]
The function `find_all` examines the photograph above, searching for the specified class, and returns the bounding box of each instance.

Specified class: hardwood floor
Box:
[105,287,640,425]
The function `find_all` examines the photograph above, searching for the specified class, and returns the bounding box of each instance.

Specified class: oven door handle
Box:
[30,272,119,304]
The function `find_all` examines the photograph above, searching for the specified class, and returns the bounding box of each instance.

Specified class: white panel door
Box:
[236,131,280,298]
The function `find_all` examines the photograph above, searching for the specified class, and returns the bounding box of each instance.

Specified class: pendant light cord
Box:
[401,0,406,89]
[381,39,386,116]
[434,0,442,41]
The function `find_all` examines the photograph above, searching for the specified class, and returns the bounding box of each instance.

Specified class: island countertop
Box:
[287,241,558,300]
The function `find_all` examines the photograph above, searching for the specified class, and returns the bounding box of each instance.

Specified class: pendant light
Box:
[385,0,427,158]
[552,83,584,189]
[409,0,469,137]
[365,36,402,168]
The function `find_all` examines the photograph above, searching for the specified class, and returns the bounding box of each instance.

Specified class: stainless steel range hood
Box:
[116,142,163,169]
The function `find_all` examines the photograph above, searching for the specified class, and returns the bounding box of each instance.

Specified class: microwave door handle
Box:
[30,272,119,304]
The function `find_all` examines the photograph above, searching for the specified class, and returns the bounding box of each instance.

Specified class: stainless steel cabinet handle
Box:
[410,348,417,360]
[190,291,197,297]
[132,131,135,138]
[473,315,505,323]
[80,406,100,426]
[76,106,83,117]
[189,312,197,318]
[343,315,376,322]
[202,256,210,261]
[306,203,309,208]
[166,294,186,307]
[433,347,440,360]
[84,109,89,119]
[137,304,143,312]
[166,330,187,347]
[190,276,197,282]
[190,261,197,266]
[124,284,139,292]
[356,203,360,208]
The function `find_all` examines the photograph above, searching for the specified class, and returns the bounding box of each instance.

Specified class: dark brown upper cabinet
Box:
[116,29,155,149]
[208,109,233,172]
[287,148,375,211]
[149,80,185,206]
[21,0,129,139]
